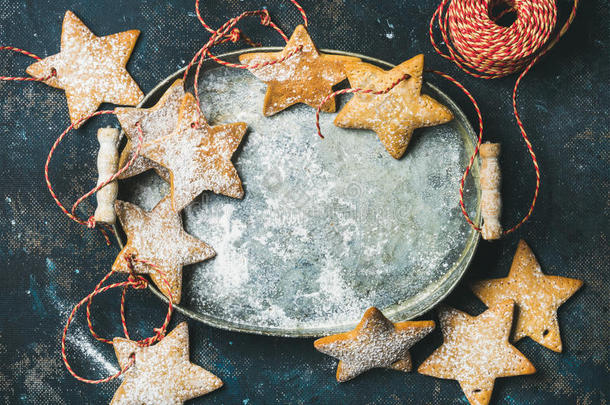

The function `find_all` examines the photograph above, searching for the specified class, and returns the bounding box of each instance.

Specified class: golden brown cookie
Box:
[141,92,247,211]
[418,301,536,405]
[471,240,583,352]
[334,55,453,159]
[116,79,187,181]
[111,322,222,404]
[113,196,215,303]
[238,25,360,116]
[314,307,435,382]
[26,11,143,128]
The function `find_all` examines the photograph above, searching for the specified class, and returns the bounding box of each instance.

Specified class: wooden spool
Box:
[479,142,502,240]
[93,127,120,225]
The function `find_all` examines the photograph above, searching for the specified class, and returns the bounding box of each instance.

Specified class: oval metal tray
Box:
[117,48,481,337]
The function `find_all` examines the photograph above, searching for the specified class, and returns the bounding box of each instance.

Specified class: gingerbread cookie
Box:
[116,79,187,181]
[113,196,215,303]
[314,307,435,382]
[26,11,143,128]
[418,301,535,405]
[471,240,583,352]
[334,55,453,159]
[111,322,222,404]
[142,92,247,211]
[238,25,360,116]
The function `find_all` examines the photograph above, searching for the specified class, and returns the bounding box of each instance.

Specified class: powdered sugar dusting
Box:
[112,322,222,404]
[25,11,143,126]
[132,65,477,332]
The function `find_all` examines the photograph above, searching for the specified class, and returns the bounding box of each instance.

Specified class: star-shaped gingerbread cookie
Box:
[113,196,215,303]
[238,25,360,116]
[141,92,247,211]
[26,11,143,127]
[418,301,535,405]
[111,322,222,404]
[314,307,435,382]
[116,79,187,181]
[334,54,453,159]
[471,240,583,352]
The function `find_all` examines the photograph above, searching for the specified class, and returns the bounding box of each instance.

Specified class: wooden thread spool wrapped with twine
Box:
[93,127,120,225]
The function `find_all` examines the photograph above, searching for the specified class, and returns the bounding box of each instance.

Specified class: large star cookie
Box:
[418,301,535,405]
[471,240,583,352]
[142,92,247,211]
[334,55,453,159]
[111,322,222,404]
[238,25,360,116]
[314,307,435,382]
[26,11,143,127]
[113,196,215,303]
[116,79,187,181]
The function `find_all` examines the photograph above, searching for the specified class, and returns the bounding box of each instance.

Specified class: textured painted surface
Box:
[0,0,607,404]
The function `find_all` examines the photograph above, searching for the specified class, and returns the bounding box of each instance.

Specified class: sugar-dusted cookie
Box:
[116,79,187,181]
[142,92,247,211]
[471,240,583,352]
[334,55,453,159]
[111,322,222,404]
[314,307,435,382]
[113,196,215,303]
[26,11,143,128]
[418,301,535,405]
[238,25,360,116]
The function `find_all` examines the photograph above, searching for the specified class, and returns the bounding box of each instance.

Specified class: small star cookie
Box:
[334,54,453,159]
[26,11,143,128]
[238,25,360,116]
[471,240,583,352]
[141,92,247,211]
[111,322,222,404]
[314,307,435,382]
[418,301,536,405]
[116,79,187,181]
[113,196,215,303]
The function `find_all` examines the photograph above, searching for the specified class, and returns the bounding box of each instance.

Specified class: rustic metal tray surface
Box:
[118,48,481,337]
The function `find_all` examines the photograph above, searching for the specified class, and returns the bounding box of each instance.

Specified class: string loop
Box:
[0,46,57,82]
[63,255,174,384]
[44,112,144,244]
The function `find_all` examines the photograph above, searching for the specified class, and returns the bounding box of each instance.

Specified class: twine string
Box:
[44,111,144,245]
[62,254,174,384]
[0,46,57,82]
[315,74,411,139]
[185,0,308,124]
[429,0,579,235]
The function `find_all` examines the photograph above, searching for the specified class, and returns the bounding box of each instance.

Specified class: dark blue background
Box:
[0,1,608,404]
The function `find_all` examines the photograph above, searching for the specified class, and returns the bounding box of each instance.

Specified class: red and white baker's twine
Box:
[62,254,174,384]
[185,0,308,124]
[429,0,579,234]
[0,46,56,82]
[315,74,412,139]
[44,110,144,244]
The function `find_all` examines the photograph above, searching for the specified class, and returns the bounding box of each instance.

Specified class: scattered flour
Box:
[128,65,478,332]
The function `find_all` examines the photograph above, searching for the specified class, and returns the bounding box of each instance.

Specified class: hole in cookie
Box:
[50,67,57,76]
[542,329,549,337]
[473,389,481,393]
[190,122,197,128]
[488,0,517,27]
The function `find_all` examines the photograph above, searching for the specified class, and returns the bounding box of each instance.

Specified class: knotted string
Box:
[62,254,174,384]
[184,1,308,124]
[0,46,56,82]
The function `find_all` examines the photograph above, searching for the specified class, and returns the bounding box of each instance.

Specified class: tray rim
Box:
[115,47,481,338]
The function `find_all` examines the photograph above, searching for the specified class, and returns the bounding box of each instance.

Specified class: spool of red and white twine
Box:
[429,0,580,236]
